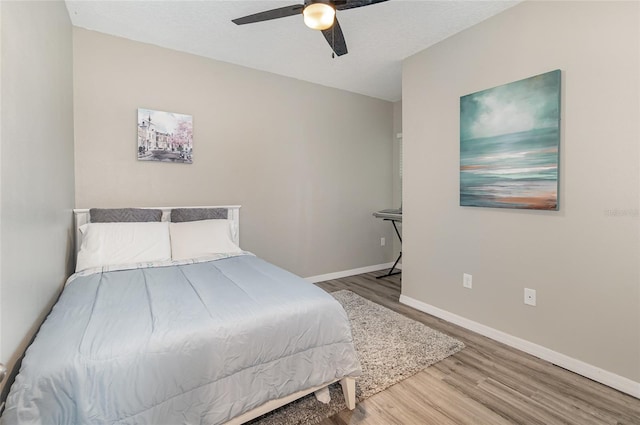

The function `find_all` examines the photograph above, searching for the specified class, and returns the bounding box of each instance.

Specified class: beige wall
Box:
[0,0,75,391]
[392,101,402,260]
[73,28,394,278]
[403,0,639,382]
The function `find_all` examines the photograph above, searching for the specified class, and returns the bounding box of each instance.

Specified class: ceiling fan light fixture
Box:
[303,3,335,30]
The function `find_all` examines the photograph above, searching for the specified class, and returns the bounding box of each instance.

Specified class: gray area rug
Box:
[248,290,465,425]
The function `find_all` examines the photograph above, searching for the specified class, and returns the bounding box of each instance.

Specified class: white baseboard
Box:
[399,294,640,399]
[305,262,395,283]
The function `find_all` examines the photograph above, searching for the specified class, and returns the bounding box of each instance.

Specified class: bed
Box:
[1,205,361,425]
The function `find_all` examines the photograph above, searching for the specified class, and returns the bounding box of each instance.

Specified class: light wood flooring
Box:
[314,272,640,425]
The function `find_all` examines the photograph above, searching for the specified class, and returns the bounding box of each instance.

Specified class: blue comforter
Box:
[1,255,361,424]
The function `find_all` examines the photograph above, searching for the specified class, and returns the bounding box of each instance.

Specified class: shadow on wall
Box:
[0,215,76,406]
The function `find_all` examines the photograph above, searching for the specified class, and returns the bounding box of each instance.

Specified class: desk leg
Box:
[377,251,402,279]
[377,219,402,279]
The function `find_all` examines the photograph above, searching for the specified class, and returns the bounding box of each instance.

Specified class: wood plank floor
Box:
[314,272,640,425]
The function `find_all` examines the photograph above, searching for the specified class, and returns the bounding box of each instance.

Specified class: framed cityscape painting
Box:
[460,69,561,210]
[137,108,193,164]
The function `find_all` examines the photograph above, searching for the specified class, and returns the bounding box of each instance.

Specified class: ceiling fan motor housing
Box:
[304,0,335,7]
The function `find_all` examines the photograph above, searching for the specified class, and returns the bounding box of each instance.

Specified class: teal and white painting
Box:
[460,70,561,210]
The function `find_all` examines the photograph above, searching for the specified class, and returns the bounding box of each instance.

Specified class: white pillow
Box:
[76,222,171,272]
[170,219,241,260]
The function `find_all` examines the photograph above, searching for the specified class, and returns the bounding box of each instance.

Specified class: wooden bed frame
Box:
[71,205,356,424]
[227,378,355,425]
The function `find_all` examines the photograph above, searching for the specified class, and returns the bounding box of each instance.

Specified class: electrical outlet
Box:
[524,288,537,306]
[463,273,472,289]
[380,237,386,246]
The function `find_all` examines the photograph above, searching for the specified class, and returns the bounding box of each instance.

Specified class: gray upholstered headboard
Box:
[72,205,241,257]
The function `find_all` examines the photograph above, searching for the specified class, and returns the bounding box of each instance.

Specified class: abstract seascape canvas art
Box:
[460,70,561,210]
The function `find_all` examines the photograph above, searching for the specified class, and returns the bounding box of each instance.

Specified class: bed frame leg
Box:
[340,377,356,410]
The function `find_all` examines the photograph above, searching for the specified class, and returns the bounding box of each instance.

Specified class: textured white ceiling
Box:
[65,0,520,101]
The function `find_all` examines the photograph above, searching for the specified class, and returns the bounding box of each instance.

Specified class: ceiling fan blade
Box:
[321,18,348,56]
[334,0,388,11]
[232,4,304,25]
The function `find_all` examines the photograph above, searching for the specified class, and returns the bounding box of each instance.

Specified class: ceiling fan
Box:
[232,0,389,57]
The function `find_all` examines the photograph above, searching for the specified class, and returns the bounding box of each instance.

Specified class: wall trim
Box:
[399,294,640,399]
[305,262,395,283]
